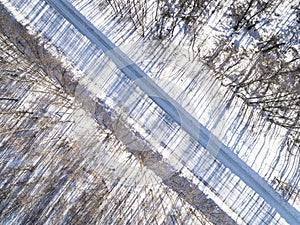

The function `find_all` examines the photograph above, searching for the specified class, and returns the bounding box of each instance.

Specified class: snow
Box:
[1,0,300,224]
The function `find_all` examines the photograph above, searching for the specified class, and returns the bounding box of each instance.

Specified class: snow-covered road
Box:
[40,0,300,224]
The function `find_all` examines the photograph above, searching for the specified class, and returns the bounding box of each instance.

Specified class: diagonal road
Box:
[44,0,300,224]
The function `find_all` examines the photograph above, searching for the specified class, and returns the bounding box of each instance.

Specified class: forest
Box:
[0,0,299,224]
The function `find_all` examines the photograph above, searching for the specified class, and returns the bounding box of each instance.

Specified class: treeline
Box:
[103,0,300,146]
[0,5,109,224]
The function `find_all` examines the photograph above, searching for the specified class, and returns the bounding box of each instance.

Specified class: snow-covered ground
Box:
[1,0,299,224]
[0,4,216,224]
